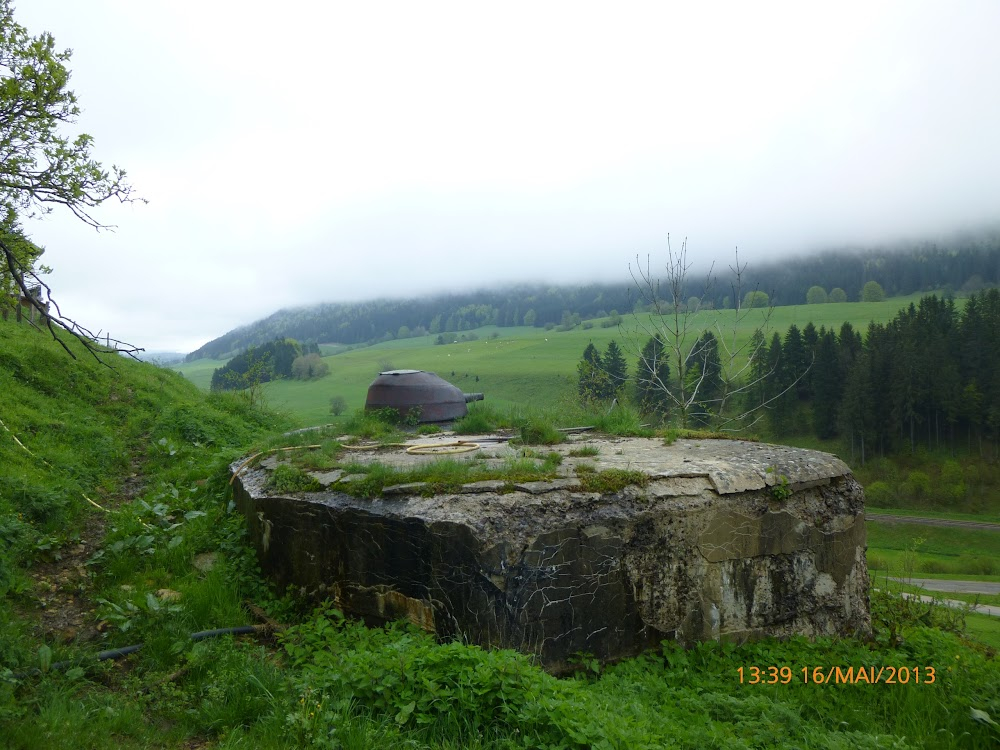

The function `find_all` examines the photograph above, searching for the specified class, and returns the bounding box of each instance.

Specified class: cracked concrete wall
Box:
[232,438,870,670]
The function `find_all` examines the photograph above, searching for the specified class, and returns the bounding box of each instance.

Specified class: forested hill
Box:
[186,236,1000,360]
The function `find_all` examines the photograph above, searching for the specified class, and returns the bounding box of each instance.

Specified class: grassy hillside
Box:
[176,293,946,426]
[7,316,999,748]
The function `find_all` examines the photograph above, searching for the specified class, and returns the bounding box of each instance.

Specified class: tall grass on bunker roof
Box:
[591,403,654,437]
[516,417,564,446]
[328,455,567,498]
[288,443,343,472]
[578,468,649,495]
[452,404,499,435]
[251,424,342,454]
[340,408,409,441]
[455,402,560,436]
[266,465,323,494]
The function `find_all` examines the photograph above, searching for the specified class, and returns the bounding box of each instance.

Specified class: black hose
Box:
[9,625,264,680]
[190,626,258,641]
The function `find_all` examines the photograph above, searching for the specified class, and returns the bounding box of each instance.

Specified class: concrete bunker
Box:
[232,436,870,670]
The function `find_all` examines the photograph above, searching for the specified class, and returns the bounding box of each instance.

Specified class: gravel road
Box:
[866,514,1000,532]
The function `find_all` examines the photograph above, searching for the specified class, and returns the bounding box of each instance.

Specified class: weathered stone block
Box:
[232,438,870,670]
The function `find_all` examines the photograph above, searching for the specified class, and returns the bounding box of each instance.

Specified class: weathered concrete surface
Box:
[233,437,870,670]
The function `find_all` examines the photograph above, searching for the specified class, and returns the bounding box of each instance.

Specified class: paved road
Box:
[890,578,1000,595]
[866,513,1000,531]
[866,514,1000,617]
[889,590,1000,618]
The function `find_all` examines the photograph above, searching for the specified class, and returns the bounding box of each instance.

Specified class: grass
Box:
[965,612,1000,651]
[5,313,1000,748]
[867,506,1000,525]
[329,453,567,499]
[888,581,1000,610]
[276,605,1000,749]
[868,567,1000,650]
[172,293,945,428]
[865,522,1000,579]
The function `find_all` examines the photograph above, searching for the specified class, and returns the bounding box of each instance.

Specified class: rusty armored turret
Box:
[365,370,483,423]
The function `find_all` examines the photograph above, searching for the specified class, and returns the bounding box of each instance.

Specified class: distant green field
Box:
[171,356,224,390]
[172,292,951,427]
[866,521,1000,580]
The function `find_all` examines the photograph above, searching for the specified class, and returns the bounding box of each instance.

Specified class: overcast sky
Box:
[15,1,1000,353]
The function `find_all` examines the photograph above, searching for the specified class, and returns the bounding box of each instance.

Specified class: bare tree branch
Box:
[621,237,804,431]
[1,237,143,365]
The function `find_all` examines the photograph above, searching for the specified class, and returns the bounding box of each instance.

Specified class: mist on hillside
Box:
[186,235,1000,360]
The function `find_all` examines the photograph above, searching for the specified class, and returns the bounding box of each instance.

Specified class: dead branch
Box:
[1,237,143,365]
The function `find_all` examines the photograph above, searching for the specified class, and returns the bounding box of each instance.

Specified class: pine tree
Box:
[741,329,770,416]
[838,322,862,363]
[780,324,811,400]
[839,348,875,464]
[602,340,628,399]
[801,322,819,400]
[577,343,607,402]
[686,331,722,426]
[811,330,842,439]
[767,332,795,436]
[635,335,670,418]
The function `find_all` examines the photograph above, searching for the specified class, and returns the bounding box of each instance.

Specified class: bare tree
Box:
[622,236,807,430]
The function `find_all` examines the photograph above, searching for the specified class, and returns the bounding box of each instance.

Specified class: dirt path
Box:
[26,510,107,645]
[865,513,1000,531]
[21,467,146,647]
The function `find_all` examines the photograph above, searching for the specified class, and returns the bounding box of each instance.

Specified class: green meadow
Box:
[174,293,944,426]
[4,301,1000,747]
[866,522,1000,580]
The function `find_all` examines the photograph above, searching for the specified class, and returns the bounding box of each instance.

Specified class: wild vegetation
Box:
[5,305,1000,747]
[3,2,998,745]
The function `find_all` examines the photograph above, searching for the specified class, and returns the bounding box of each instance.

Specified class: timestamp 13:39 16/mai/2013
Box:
[738,665,936,685]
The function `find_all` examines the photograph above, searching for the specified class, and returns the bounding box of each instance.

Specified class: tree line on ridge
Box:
[578,290,1000,463]
[186,238,1000,360]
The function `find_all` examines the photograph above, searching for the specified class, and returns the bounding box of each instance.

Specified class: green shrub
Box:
[904,470,931,500]
[938,460,967,502]
[0,477,72,527]
[329,395,347,416]
[962,556,997,576]
[866,554,889,572]
[864,480,895,507]
[281,612,592,746]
